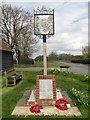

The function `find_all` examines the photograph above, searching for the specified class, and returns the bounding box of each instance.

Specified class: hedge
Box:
[71,58,90,64]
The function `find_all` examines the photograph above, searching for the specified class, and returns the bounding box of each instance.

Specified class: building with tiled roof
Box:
[0,40,13,71]
[0,40,12,52]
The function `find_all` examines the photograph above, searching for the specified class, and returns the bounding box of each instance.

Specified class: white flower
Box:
[74,89,76,91]
[78,91,80,93]
[74,92,77,94]
[72,88,74,90]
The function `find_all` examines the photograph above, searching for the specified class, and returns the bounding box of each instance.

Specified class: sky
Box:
[1,0,89,58]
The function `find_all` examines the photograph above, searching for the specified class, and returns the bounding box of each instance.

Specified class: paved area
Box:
[15,67,43,71]
[60,61,88,75]
[12,106,81,116]
[15,62,88,75]
[15,90,74,107]
[11,90,81,116]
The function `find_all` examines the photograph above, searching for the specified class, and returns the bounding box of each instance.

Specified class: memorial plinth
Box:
[36,75,56,106]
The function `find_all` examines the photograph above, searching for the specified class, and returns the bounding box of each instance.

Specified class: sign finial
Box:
[42,5,46,10]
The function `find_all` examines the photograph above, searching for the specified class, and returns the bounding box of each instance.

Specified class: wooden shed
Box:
[0,40,13,71]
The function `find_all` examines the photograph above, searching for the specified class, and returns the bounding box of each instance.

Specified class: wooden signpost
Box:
[34,6,56,105]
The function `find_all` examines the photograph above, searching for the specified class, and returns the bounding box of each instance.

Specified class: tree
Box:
[82,46,90,59]
[35,55,43,61]
[48,52,58,61]
[0,3,38,63]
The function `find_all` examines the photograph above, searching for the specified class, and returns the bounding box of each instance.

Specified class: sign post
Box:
[34,6,54,75]
[43,35,47,75]
[34,6,56,106]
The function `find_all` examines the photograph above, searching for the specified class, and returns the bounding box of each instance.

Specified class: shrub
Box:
[81,75,89,82]
[71,88,88,107]
[71,58,90,64]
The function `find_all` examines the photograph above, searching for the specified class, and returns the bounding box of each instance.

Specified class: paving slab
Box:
[16,90,31,106]
[16,90,74,107]
[12,106,81,116]
[11,90,81,116]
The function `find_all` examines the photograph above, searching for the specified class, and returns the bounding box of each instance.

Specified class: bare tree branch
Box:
[0,3,39,62]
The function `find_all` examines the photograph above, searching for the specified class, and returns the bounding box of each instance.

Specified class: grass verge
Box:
[2,70,89,118]
[14,61,66,68]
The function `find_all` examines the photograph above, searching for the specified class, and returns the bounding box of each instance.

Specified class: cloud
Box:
[1,0,89,3]
[1,1,88,58]
[46,2,88,55]
[61,32,69,39]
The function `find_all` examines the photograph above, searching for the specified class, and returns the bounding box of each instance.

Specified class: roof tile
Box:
[0,40,12,52]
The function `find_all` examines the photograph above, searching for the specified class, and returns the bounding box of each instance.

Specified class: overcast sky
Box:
[1,0,89,58]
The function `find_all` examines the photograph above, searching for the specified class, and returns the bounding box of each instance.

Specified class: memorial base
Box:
[36,75,56,106]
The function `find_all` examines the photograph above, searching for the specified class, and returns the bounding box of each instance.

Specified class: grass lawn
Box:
[1,70,89,118]
[14,61,66,68]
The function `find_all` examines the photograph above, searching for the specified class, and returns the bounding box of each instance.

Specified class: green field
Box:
[14,61,66,68]
[1,70,89,118]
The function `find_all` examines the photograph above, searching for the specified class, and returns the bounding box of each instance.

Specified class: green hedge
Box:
[71,58,90,64]
[21,59,33,64]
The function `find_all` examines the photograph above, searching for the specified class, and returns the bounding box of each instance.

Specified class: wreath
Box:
[30,104,43,114]
[56,98,69,110]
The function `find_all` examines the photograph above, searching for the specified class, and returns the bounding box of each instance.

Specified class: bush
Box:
[81,75,89,82]
[71,58,90,64]
[22,59,32,64]
[71,88,88,107]
[13,58,32,64]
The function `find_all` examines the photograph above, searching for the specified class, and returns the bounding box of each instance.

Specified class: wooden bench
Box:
[60,65,70,71]
[5,68,22,87]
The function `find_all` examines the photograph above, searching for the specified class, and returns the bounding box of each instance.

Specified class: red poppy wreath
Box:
[56,98,69,110]
[30,104,43,114]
